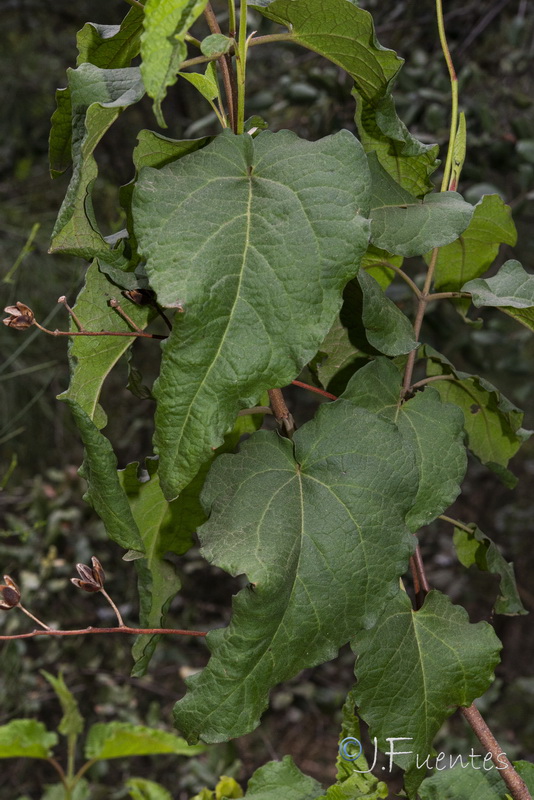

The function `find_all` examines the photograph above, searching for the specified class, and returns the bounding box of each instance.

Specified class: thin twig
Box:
[58,295,85,331]
[0,626,207,641]
[32,320,167,340]
[291,380,337,401]
[17,604,51,631]
[364,261,422,299]
[410,374,457,391]
[460,705,532,800]
[109,298,144,334]
[426,291,471,302]
[100,588,126,627]
[401,247,439,397]
[204,3,236,130]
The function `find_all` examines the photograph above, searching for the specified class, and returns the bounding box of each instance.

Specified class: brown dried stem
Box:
[268,388,295,437]
[460,705,532,800]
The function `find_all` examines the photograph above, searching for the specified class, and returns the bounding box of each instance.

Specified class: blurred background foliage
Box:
[0,0,533,798]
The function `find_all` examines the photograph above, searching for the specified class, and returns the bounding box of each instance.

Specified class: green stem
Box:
[66,734,77,786]
[228,0,237,36]
[235,0,249,134]
[439,514,471,533]
[436,0,458,191]
[123,0,144,9]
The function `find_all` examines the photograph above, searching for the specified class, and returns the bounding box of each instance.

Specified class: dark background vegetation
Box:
[1,1,533,797]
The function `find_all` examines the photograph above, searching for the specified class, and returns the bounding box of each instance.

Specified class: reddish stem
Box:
[291,380,337,400]
[0,626,207,641]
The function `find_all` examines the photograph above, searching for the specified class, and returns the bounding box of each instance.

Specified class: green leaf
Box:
[242,757,323,800]
[174,397,418,742]
[361,245,402,290]
[126,411,263,676]
[120,457,189,676]
[452,522,526,615]
[76,6,145,69]
[419,759,534,799]
[316,688,388,799]
[85,722,207,760]
[50,64,145,259]
[463,259,534,332]
[41,672,84,738]
[58,262,155,429]
[341,358,467,531]
[353,590,502,797]
[354,90,439,197]
[0,720,58,759]
[425,350,530,486]
[215,776,244,799]
[252,0,402,103]
[49,88,73,178]
[127,778,173,800]
[433,196,516,292]
[368,155,473,257]
[357,270,417,356]
[312,281,374,397]
[140,0,209,127]
[179,62,219,102]
[65,399,144,552]
[312,248,403,394]
[42,780,90,800]
[200,34,233,58]
[133,129,372,499]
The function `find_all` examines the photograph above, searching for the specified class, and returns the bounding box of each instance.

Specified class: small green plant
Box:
[2,1,534,798]
[0,671,206,800]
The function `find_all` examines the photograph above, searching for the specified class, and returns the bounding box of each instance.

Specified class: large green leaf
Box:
[174,399,418,742]
[419,759,534,799]
[58,262,154,429]
[242,757,323,800]
[133,129,372,499]
[76,6,145,69]
[252,0,402,103]
[119,130,211,261]
[50,64,145,259]
[65,399,144,552]
[140,0,209,127]
[84,722,206,760]
[463,259,534,332]
[354,91,439,197]
[452,521,526,616]
[353,590,502,798]
[433,195,516,292]
[0,720,57,759]
[341,359,467,531]
[368,155,473,257]
[425,350,530,486]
